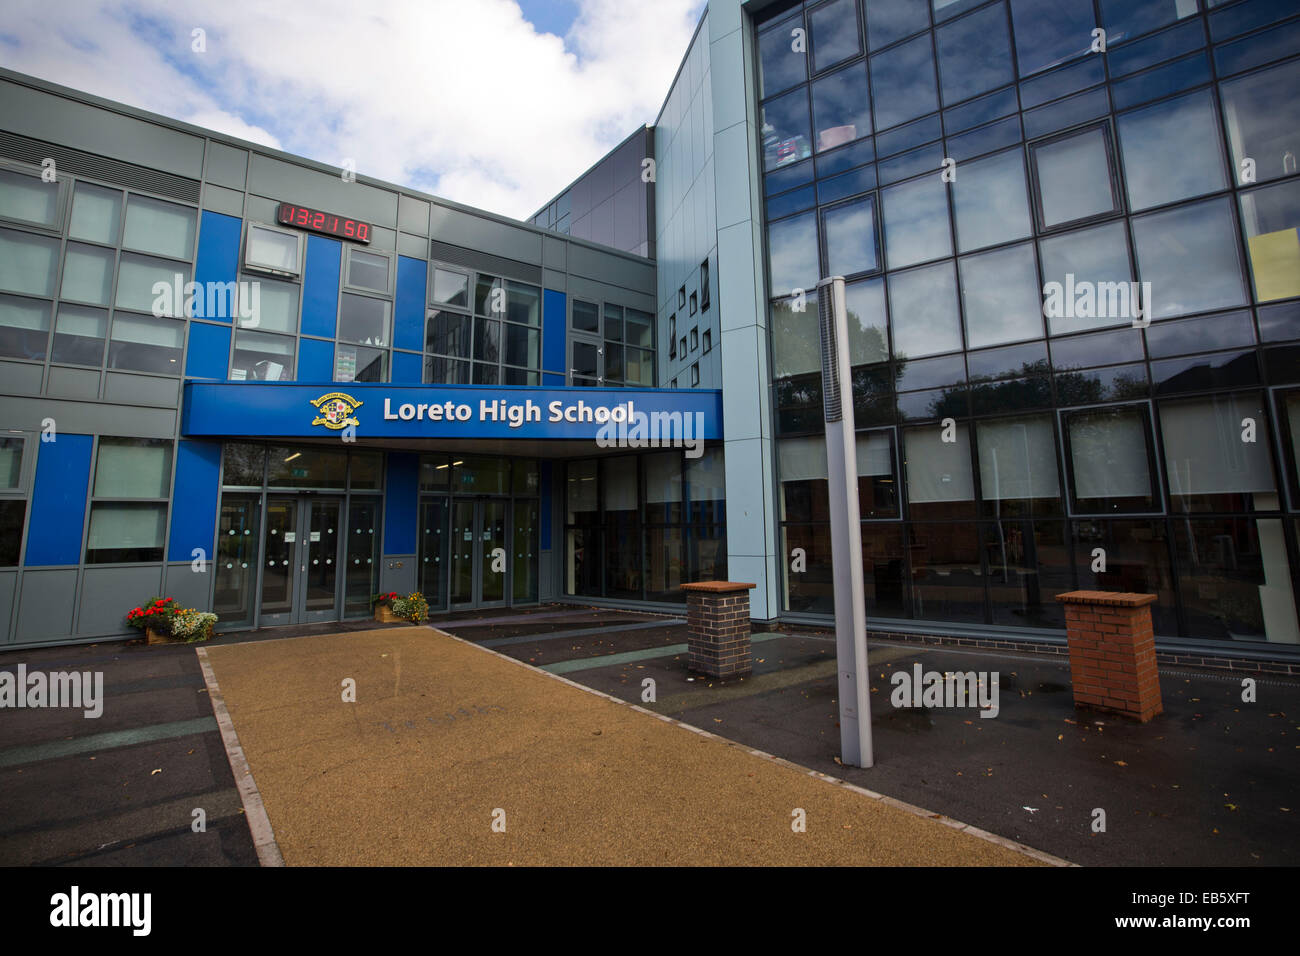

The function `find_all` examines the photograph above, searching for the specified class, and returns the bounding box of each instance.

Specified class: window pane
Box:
[473,361,499,385]
[1174,518,1295,642]
[267,445,347,488]
[426,308,471,356]
[506,281,541,326]
[567,459,598,521]
[431,267,469,307]
[626,308,653,348]
[1118,89,1227,211]
[771,293,820,378]
[246,225,299,273]
[334,344,386,382]
[1240,179,1300,303]
[338,293,390,346]
[758,14,807,98]
[870,34,938,131]
[809,0,860,72]
[347,249,388,291]
[1132,196,1247,319]
[60,242,114,305]
[811,63,870,153]
[904,422,976,519]
[686,446,726,523]
[222,443,267,486]
[123,195,196,260]
[768,210,819,297]
[866,0,930,50]
[1066,406,1156,511]
[888,261,962,358]
[474,274,504,315]
[823,195,879,277]
[116,253,190,315]
[857,430,898,517]
[936,2,1014,105]
[976,414,1060,511]
[1100,0,1199,42]
[959,242,1043,348]
[474,317,501,362]
[0,436,24,490]
[0,227,58,297]
[231,329,294,381]
[505,323,539,367]
[604,303,623,341]
[94,438,172,497]
[424,355,470,384]
[68,183,121,244]
[1219,58,1300,186]
[1075,519,1177,633]
[1039,221,1135,336]
[240,275,298,333]
[1032,126,1119,228]
[952,148,1033,252]
[108,313,183,373]
[762,87,813,170]
[86,503,166,563]
[0,168,59,227]
[1160,393,1276,511]
[51,304,107,365]
[572,298,599,333]
[0,293,51,360]
[1010,0,1096,76]
[882,176,951,269]
[845,277,889,365]
[0,500,24,565]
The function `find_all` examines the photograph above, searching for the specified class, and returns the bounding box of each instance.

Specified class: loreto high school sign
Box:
[182,382,723,447]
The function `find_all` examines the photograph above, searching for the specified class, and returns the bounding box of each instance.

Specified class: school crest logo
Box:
[310,392,362,430]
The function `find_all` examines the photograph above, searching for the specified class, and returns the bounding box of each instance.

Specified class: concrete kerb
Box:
[195,646,285,867]
[425,626,1077,868]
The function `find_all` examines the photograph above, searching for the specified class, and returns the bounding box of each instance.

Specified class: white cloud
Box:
[0,0,703,218]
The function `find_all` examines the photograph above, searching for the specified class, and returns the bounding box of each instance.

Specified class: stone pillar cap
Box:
[681,581,757,593]
[1055,590,1157,607]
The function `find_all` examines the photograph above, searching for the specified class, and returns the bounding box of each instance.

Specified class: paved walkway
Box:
[202,627,1051,866]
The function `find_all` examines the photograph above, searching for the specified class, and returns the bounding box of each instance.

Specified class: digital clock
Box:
[275,202,371,243]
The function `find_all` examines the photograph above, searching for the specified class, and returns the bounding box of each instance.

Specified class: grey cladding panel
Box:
[205,141,248,189]
[543,236,567,270]
[0,80,204,178]
[0,571,15,644]
[164,563,213,612]
[79,565,164,635]
[0,361,42,395]
[0,396,176,437]
[16,569,79,642]
[104,373,180,408]
[202,183,245,217]
[568,244,655,295]
[246,153,398,226]
[398,232,427,258]
[399,195,430,235]
[428,205,542,265]
[46,367,101,401]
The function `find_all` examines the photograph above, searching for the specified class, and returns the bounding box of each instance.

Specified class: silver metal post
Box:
[817,275,873,768]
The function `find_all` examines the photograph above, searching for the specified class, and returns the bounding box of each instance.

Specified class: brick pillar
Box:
[1055,590,1163,722]
[681,581,756,678]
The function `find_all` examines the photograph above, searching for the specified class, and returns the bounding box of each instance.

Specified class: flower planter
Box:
[374,605,401,624]
[146,627,180,645]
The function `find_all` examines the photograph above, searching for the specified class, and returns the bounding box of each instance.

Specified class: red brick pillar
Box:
[1055,591,1163,722]
[681,582,756,678]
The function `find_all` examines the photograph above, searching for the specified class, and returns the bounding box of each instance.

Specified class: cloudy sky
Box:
[0,0,705,219]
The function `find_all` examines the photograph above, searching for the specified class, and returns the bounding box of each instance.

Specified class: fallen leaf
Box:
[1115,760,1127,767]
[1023,806,1038,813]
[150,769,162,775]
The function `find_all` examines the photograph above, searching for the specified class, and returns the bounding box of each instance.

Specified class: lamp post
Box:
[817,275,873,768]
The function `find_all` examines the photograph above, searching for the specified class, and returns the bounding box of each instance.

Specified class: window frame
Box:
[84,436,174,565]
[1058,401,1165,517]
[1027,120,1124,234]
[0,159,69,235]
[243,221,303,278]
[343,246,392,295]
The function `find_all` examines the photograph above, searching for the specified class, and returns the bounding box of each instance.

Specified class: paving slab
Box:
[202,627,1052,866]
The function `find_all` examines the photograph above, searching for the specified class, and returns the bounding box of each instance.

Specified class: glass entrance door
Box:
[259,496,343,625]
[449,497,509,609]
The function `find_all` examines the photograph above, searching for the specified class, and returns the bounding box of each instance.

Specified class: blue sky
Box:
[0,0,705,218]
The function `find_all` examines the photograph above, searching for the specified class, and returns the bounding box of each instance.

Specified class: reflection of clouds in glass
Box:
[812,64,871,150]
[1010,0,1094,77]
[936,3,1013,106]
[1221,59,1300,181]
[809,0,860,72]
[845,277,888,364]
[953,148,1032,252]
[883,176,951,269]
[1034,127,1116,226]
[768,211,819,297]
[889,261,961,357]
[870,34,937,130]
[1133,197,1247,319]
[1040,221,1131,335]
[960,242,1043,348]
[824,196,878,277]
[762,88,813,170]
[1119,90,1226,211]
[770,293,821,378]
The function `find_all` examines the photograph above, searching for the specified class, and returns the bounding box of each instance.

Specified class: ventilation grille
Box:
[0,131,201,203]
[429,239,542,284]
[818,280,841,423]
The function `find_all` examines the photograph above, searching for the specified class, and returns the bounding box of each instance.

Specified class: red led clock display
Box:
[275,202,371,243]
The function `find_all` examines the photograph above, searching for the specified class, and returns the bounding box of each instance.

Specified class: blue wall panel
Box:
[25,434,93,566]
[543,289,566,375]
[298,337,334,382]
[301,235,341,339]
[167,440,222,562]
[192,211,242,320]
[394,255,427,353]
[392,350,422,384]
[383,453,418,556]
[539,460,552,551]
[184,321,231,380]
[543,372,565,386]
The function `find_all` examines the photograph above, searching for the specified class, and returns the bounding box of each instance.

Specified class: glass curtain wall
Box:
[759,0,1300,644]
